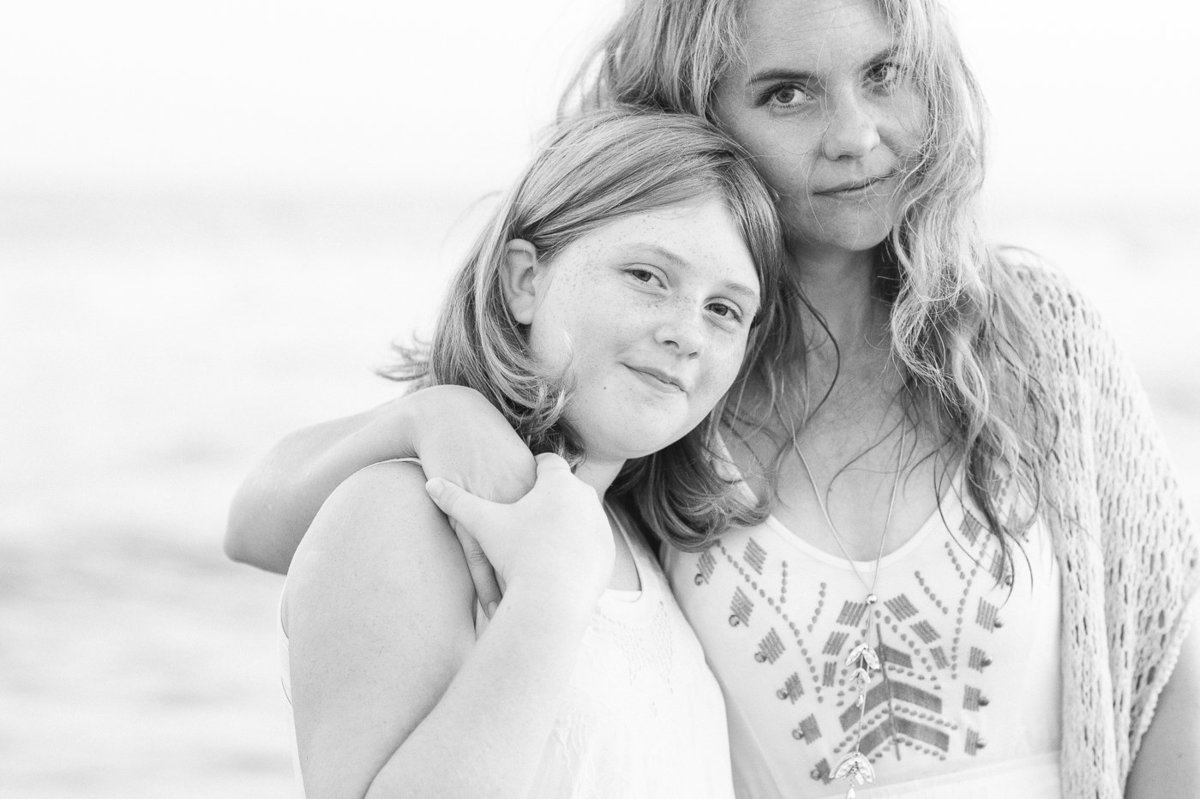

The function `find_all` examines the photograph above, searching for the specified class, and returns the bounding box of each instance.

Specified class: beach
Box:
[2,190,1197,798]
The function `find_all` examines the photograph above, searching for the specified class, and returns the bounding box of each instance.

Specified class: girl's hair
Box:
[562,0,1058,558]
[389,108,803,550]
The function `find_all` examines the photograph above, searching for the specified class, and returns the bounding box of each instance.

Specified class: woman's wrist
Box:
[366,392,422,461]
[392,385,478,463]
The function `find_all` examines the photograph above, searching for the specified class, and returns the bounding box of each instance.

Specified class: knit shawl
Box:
[1011,258,1198,798]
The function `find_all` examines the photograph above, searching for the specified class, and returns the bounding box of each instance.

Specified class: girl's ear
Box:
[501,239,540,325]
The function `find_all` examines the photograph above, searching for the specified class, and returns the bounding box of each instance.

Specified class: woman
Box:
[229,1,1199,797]
[282,109,794,798]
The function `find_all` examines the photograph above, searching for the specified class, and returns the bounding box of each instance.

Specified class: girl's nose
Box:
[821,93,881,161]
[655,310,704,358]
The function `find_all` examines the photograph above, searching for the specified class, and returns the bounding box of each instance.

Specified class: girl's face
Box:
[712,0,926,258]
[506,197,760,467]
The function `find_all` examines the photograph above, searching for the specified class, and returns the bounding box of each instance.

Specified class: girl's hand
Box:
[424,453,614,611]
[407,385,538,612]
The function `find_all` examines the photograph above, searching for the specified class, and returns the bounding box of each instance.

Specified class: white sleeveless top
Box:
[280,509,736,799]
[663,473,1062,799]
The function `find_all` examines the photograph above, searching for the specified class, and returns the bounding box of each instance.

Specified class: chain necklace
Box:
[794,425,905,799]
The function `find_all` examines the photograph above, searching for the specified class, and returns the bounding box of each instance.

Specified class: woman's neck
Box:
[793,245,890,367]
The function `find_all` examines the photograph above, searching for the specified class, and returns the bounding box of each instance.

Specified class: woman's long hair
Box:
[561,0,1058,555]
[387,108,805,550]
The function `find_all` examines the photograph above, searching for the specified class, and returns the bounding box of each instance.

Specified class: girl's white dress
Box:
[280,509,736,799]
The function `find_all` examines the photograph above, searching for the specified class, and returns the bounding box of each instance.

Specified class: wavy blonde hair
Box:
[561,0,1058,554]
[389,108,804,550]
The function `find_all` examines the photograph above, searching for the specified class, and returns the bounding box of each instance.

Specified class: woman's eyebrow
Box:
[746,67,816,86]
[746,46,900,86]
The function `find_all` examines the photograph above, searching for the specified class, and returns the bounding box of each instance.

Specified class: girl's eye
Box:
[707,301,744,324]
[626,267,664,287]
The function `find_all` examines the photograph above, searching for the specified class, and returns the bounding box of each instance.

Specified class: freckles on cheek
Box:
[704,348,747,399]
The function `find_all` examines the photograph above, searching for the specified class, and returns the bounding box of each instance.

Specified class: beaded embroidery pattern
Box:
[686,490,1035,792]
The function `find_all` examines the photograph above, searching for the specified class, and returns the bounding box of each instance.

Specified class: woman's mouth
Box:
[815,173,895,198]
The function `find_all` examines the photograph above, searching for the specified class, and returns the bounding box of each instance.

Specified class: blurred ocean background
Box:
[2,1,1197,797]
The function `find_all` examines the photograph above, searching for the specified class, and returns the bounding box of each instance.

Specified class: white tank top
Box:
[280,509,736,799]
[663,473,1062,799]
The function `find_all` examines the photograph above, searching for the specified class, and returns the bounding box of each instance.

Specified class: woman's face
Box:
[712,0,926,258]
[510,197,760,467]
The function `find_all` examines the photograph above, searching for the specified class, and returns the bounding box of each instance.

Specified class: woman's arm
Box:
[224,385,536,576]
[1125,612,1200,797]
[285,455,611,799]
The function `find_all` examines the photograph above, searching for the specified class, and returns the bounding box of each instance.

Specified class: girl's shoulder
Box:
[283,459,475,629]
[309,459,444,547]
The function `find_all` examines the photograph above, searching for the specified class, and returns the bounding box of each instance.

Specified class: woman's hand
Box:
[408,385,538,612]
[408,385,537,502]
[424,453,614,611]
[224,384,536,579]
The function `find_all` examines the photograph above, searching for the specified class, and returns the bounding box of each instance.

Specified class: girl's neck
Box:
[573,457,623,498]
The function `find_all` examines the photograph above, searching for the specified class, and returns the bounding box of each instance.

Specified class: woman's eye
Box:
[866,61,902,89]
[765,84,811,109]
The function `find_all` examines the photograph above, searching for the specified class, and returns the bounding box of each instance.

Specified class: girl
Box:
[231,1,1199,797]
[281,109,795,798]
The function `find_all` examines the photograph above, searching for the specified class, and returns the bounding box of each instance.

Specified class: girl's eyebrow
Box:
[746,46,900,86]
[723,281,762,311]
[623,243,761,306]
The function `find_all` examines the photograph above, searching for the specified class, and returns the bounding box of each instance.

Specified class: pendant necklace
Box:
[795,425,905,799]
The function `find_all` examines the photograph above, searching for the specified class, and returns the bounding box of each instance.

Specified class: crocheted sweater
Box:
[1010,257,1198,798]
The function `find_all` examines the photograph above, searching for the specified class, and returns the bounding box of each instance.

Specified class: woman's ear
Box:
[501,239,540,325]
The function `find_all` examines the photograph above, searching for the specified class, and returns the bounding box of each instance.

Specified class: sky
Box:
[1,0,1197,215]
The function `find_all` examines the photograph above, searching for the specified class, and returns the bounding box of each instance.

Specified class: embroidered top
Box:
[665,471,1061,798]
[666,258,1198,799]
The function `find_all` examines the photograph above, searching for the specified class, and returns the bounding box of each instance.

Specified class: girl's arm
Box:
[224,384,536,576]
[285,454,611,799]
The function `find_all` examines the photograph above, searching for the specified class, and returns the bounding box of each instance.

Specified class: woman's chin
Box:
[785,206,897,257]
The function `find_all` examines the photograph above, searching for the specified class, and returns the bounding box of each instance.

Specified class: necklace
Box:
[794,425,905,799]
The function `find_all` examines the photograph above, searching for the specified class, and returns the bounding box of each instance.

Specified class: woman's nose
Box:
[821,93,881,160]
